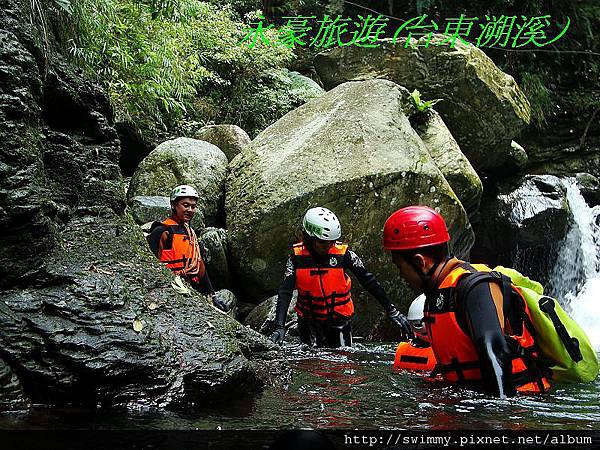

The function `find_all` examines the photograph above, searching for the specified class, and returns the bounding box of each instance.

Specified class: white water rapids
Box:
[550,178,600,351]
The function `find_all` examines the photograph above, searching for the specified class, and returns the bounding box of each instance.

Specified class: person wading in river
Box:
[383,206,550,397]
[269,206,413,348]
[146,184,230,312]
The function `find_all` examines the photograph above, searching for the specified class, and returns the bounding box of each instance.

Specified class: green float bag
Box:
[494,266,599,383]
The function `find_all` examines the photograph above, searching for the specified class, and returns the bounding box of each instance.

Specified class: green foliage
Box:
[520,72,555,129]
[410,89,442,113]
[61,0,294,142]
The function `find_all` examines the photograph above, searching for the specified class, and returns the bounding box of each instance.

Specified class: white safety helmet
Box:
[407,294,428,340]
[170,184,199,202]
[302,207,341,241]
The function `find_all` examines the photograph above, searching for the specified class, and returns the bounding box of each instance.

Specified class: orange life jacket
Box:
[159,218,206,282]
[293,242,354,321]
[394,340,437,372]
[424,263,550,393]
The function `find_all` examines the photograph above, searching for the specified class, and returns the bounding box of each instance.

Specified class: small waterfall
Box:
[550,178,600,350]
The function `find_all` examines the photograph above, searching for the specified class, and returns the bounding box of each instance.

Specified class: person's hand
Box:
[269,326,287,345]
[388,308,414,341]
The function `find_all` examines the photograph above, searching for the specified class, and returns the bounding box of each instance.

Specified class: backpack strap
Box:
[538,296,583,362]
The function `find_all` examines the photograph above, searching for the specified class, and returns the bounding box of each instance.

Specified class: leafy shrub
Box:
[60,0,294,142]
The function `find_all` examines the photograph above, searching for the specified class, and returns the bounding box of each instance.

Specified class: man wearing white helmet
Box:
[270,207,413,348]
[146,185,228,312]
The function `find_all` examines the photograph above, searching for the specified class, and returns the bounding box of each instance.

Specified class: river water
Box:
[1,179,599,432]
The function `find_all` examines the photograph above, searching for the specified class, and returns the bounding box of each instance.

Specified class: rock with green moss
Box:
[314,36,531,174]
[414,110,482,217]
[226,79,474,329]
[0,0,280,409]
[127,138,227,226]
[286,70,325,101]
[199,227,232,291]
[194,125,251,162]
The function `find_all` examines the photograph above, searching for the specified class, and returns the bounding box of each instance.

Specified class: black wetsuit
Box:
[146,221,215,296]
[274,247,395,348]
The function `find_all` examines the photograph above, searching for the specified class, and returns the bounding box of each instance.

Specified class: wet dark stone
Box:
[0,0,280,411]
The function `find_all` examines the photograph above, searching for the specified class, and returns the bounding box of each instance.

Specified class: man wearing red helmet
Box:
[383,206,550,398]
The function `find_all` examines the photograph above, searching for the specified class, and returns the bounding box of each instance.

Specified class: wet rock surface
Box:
[470,175,570,284]
[0,0,279,411]
[244,292,298,335]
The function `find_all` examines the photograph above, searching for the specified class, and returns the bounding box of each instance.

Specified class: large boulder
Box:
[314,36,531,174]
[0,0,278,409]
[226,79,474,328]
[413,110,482,217]
[470,175,570,285]
[130,195,205,229]
[127,138,228,226]
[194,124,251,162]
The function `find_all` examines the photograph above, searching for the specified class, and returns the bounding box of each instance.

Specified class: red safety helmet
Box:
[383,206,450,251]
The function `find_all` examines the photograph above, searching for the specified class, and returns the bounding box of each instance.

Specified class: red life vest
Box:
[293,242,354,321]
[424,263,550,393]
[159,218,206,282]
[394,340,437,372]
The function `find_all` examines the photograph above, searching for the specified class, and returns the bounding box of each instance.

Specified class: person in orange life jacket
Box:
[146,185,228,312]
[269,207,413,348]
[394,294,437,372]
[383,206,550,398]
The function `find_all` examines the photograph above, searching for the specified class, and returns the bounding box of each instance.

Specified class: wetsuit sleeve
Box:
[460,281,516,398]
[344,249,394,313]
[274,255,296,327]
[147,224,167,258]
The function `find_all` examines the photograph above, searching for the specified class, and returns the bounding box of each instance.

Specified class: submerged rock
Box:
[314,36,531,174]
[226,79,474,331]
[127,137,228,226]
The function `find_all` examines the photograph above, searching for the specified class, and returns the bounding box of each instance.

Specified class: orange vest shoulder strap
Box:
[292,242,306,255]
[162,217,179,227]
[329,243,348,255]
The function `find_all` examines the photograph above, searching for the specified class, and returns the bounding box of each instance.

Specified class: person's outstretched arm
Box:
[270,256,296,344]
[345,249,412,339]
[461,282,515,398]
